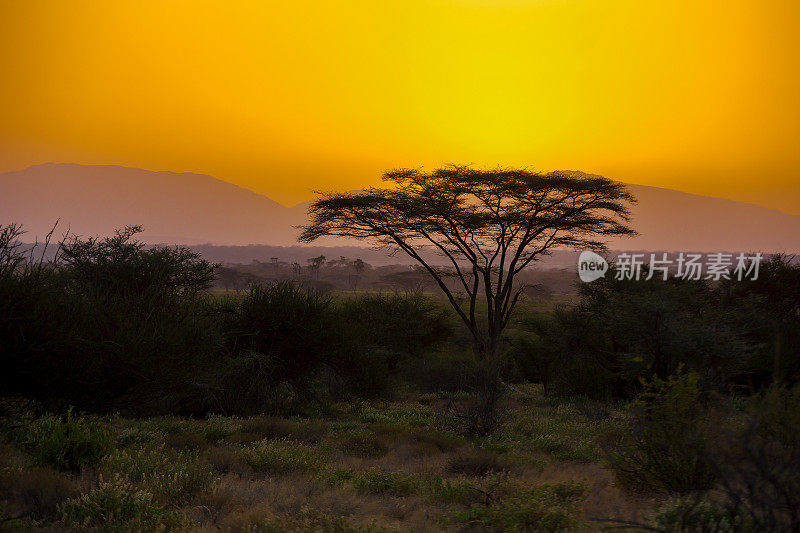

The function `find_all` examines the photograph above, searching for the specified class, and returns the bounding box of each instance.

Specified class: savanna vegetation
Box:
[1,168,799,532]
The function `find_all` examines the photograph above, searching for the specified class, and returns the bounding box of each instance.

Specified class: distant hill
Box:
[2,163,799,253]
[0,163,307,246]
[562,171,800,253]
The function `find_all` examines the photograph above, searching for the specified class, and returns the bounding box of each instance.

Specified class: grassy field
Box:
[0,386,661,532]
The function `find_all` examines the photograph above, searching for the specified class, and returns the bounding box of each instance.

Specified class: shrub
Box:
[1,223,457,415]
[448,482,585,532]
[603,371,716,495]
[518,273,750,399]
[113,426,164,448]
[337,292,453,361]
[0,224,222,415]
[447,449,512,477]
[217,282,396,410]
[422,476,476,504]
[101,445,216,505]
[356,405,433,427]
[338,428,388,458]
[19,409,114,472]
[339,469,420,496]
[654,497,756,533]
[229,417,326,445]
[201,416,242,443]
[240,438,324,475]
[718,254,800,388]
[219,282,337,385]
[0,225,73,406]
[402,349,471,393]
[0,464,79,521]
[60,476,185,531]
[332,292,452,399]
[705,384,800,531]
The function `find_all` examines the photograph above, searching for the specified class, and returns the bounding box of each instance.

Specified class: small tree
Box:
[306,255,326,281]
[300,166,635,430]
[349,258,367,291]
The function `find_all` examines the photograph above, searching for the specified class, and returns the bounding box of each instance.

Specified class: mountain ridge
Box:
[2,163,799,252]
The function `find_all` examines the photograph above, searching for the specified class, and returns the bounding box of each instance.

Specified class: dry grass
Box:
[0,387,659,531]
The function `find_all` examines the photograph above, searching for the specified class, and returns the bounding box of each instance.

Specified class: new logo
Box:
[578,250,608,282]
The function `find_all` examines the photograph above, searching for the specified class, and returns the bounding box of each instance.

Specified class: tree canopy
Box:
[300,166,636,358]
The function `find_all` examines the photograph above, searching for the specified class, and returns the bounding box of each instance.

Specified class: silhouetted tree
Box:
[720,254,800,386]
[301,166,636,432]
[380,266,431,294]
[302,166,635,358]
[307,255,326,281]
[349,258,367,291]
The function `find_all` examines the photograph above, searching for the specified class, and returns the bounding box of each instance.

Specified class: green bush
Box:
[705,384,800,531]
[447,448,512,477]
[516,273,750,399]
[401,349,471,393]
[422,476,476,504]
[337,292,453,361]
[0,226,73,406]
[240,438,324,475]
[448,482,585,532]
[200,416,242,442]
[19,409,114,472]
[603,371,716,495]
[0,462,80,521]
[0,225,222,415]
[338,428,388,458]
[60,476,185,531]
[219,283,387,411]
[219,282,338,385]
[101,445,216,505]
[2,223,458,416]
[654,497,756,533]
[718,254,800,388]
[340,469,420,496]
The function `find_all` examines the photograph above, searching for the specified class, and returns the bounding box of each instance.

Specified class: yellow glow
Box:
[1,0,798,211]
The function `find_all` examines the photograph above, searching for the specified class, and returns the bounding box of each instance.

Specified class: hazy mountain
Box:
[2,163,799,253]
[563,171,800,253]
[0,163,308,246]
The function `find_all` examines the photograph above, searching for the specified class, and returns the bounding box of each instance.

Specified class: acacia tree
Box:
[301,166,636,358]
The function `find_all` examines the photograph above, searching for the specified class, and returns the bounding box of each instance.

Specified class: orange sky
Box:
[1,0,799,213]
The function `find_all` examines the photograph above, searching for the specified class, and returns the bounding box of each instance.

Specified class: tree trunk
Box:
[468,333,504,435]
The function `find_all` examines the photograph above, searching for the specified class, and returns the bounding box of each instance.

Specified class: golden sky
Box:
[1,0,799,212]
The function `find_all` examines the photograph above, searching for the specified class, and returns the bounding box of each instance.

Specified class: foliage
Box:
[2,223,458,415]
[101,445,217,505]
[0,224,221,414]
[447,482,585,532]
[705,384,800,531]
[60,476,186,531]
[338,469,421,496]
[719,254,800,387]
[217,284,453,412]
[446,448,512,477]
[240,438,324,475]
[336,292,453,361]
[301,166,636,434]
[16,409,114,472]
[654,497,757,533]
[514,255,800,400]
[603,371,716,495]
[60,225,215,302]
[0,462,79,521]
[517,272,750,399]
[219,282,338,384]
[300,166,635,360]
